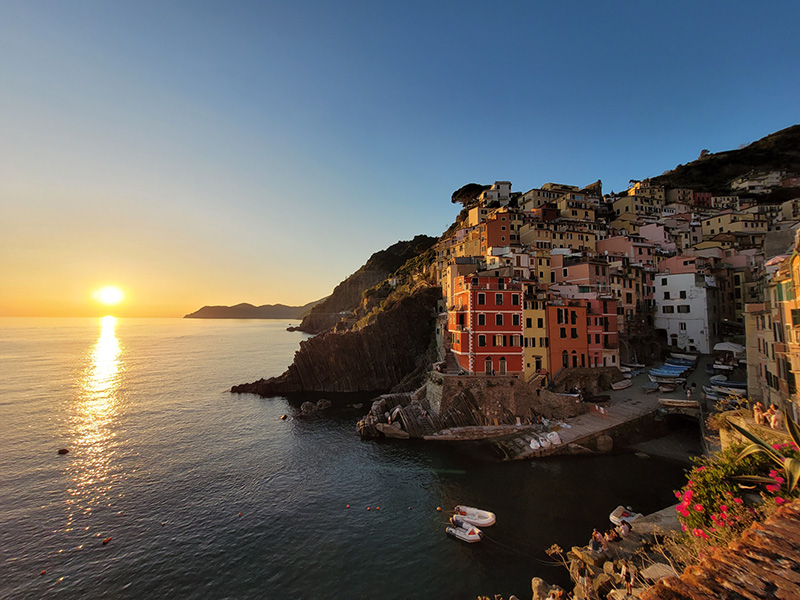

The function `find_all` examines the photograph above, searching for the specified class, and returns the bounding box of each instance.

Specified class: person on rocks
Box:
[620,560,633,596]
[577,561,590,597]
[753,401,765,426]
[616,519,632,538]
[770,406,784,430]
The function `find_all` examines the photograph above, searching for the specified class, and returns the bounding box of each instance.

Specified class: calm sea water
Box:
[0,318,692,599]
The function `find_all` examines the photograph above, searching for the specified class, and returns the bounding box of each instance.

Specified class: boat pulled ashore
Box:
[609,505,643,526]
[454,505,496,527]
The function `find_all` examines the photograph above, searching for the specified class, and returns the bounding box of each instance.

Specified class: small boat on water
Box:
[712,362,735,371]
[609,505,643,526]
[447,517,482,543]
[454,505,496,527]
[709,374,728,384]
[666,357,695,367]
[622,362,645,369]
[612,379,632,390]
[658,383,677,393]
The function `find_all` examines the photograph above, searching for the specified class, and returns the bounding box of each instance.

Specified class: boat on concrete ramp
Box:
[446,516,482,543]
[610,505,643,526]
[454,505,496,527]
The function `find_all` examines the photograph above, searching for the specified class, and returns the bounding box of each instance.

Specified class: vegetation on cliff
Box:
[650,123,800,192]
[295,234,438,334]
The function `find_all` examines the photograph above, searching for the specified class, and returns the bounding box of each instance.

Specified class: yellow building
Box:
[701,213,768,238]
[523,286,549,382]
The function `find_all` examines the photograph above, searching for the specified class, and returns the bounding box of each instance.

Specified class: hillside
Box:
[184,299,322,319]
[650,124,800,192]
[295,234,438,334]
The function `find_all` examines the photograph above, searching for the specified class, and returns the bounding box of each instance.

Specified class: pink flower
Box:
[733,498,744,505]
[683,489,694,502]
[766,484,780,493]
[775,497,786,505]
[719,504,728,512]
[681,524,687,532]
[675,491,682,499]
[697,466,706,471]
[773,444,782,450]
[694,504,704,512]
[692,528,709,540]
[769,470,778,478]
[774,476,785,484]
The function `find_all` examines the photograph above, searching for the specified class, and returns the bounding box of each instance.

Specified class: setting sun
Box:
[94,286,125,306]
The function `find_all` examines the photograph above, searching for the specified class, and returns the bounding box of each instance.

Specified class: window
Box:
[663,291,670,300]
[792,309,800,327]
[478,314,486,326]
[560,327,567,338]
[661,278,667,285]
[478,335,486,347]
[662,306,674,313]
[541,337,548,347]
[526,318,532,328]
[495,293,503,305]
[537,318,544,328]
[571,328,578,339]
[512,294,520,305]
[571,311,577,325]
[495,314,503,326]
[493,334,506,347]
[595,334,600,344]
[562,350,569,368]
[512,314,520,326]
[478,293,485,305]
[680,323,686,331]
[678,305,690,313]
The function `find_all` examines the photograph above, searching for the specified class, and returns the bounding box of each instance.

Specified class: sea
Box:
[0,317,695,600]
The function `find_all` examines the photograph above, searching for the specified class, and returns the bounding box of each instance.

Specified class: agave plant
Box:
[729,410,800,492]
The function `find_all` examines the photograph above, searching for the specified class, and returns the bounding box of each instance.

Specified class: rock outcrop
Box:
[232,286,440,396]
[295,235,437,334]
[184,299,322,319]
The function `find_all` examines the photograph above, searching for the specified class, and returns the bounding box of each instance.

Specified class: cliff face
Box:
[296,235,437,334]
[232,286,441,396]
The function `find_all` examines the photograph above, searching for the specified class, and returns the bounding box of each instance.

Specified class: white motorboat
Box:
[612,379,632,390]
[454,505,496,527]
[659,398,700,409]
[609,505,643,526]
[446,517,482,543]
[712,385,747,397]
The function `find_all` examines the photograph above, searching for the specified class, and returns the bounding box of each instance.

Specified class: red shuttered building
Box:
[448,275,524,375]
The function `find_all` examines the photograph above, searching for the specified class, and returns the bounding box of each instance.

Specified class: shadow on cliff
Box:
[231,286,442,397]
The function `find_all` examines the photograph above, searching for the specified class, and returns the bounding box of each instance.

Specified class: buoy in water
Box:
[40,570,46,576]
[280,414,287,420]
[436,507,442,512]
[376,506,380,511]
[57,448,69,455]
[238,513,242,517]
[366,507,371,511]
[102,537,112,545]
[346,505,350,508]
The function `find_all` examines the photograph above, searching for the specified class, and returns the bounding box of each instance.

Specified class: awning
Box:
[713,342,745,353]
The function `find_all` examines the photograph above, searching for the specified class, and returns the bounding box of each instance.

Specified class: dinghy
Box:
[612,379,632,390]
[659,398,700,409]
[642,382,659,393]
[609,505,643,526]
[538,435,552,449]
[454,505,496,527]
[546,431,562,446]
[658,383,677,393]
[529,437,541,450]
[446,517,482,543]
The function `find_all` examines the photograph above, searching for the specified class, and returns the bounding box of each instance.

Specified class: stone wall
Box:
[429,374,588,423]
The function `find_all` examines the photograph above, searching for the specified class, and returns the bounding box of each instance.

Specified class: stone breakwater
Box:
[232,286,440,396]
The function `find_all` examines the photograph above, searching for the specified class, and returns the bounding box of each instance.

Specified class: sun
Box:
[93,286,125,306]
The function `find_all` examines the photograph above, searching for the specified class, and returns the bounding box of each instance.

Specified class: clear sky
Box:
[2,1,798,317]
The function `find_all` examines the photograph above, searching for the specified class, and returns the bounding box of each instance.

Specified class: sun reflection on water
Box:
[65,316,124,532]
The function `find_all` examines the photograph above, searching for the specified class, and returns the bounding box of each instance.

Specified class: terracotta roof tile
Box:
[640,500,800,600]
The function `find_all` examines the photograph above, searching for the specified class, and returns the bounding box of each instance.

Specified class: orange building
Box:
[448,275,524,375]
[546,301,589,372]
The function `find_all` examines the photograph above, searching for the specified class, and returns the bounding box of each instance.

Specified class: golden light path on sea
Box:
[64,316,123,533]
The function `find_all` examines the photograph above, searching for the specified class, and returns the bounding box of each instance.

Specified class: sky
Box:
[2,1,799,317]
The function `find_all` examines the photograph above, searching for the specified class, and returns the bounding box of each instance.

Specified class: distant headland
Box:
[184,299,324,320]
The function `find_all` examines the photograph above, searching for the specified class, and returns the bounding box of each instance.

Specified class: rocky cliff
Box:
[295,235,437,334]
[231,285,441,396]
